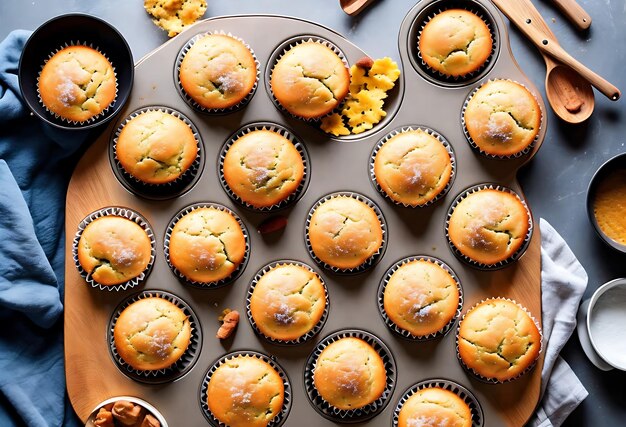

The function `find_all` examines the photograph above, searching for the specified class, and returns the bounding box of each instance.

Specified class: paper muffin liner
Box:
[72,207,156,291]
[199,350,292,427]
[377,255,463,341]
[175,31,260,114]
[369,126,456,208]
[245,260,329,345]
[455,297,543,384]
[304,192,388,274]
[107,290,202,384]
[164,203,250,289]
[304,329,396,423]
[392,379,484,427]
[218,122,310,212]
[445,184,534,270]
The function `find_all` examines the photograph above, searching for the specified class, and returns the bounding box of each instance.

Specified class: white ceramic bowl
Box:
[85,396,168,427]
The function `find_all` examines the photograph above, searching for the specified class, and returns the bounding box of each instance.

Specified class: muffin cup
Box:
[199,350,292,427]
[164,203,250,289]
[303,329,396,423]
[245,260,329,345]
[107,290,202,384]
[445,184,533,270]
[72,207,156,291]
[218,122,310,211]
[377,255,463,341]
[369,126,456,208]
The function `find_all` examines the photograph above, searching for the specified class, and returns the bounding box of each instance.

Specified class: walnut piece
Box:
[112,400,145,426]
[94,408,114,427]
[217,310,240,339]
[140,414,161,427]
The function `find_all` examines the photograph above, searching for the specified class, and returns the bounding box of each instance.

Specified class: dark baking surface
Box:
[1,0,624,426]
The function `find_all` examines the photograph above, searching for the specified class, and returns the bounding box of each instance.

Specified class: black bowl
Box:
[18,13,134,130]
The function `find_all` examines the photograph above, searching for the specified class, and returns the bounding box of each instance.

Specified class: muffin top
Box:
[448,188,530,265]
[383,259,459,337]
[223,129,305,208]
[308,196,383,270]
[38,45,117,122]
[77,215,152,286]
[168,207,246,283]
[419,9,492,77]
[374,129,453,206]
[179,34,257,109]
[271,41,350,119]
[249,263,326,341]
[464,80,541,157]
[116,110,198,184]
[398,387,472,427]
[113,297,191,371]
[207,355,284,427]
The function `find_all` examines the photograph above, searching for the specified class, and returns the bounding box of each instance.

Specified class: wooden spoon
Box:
[340,0,376,16]
[551,0,592,31]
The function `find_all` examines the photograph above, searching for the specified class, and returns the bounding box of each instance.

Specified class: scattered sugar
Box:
[408,164,424,185]
[190,244,219,270]
[230,388,253,404]
[411,304,433,320]
[150,330,171,359]
[216,73,243,93]
[485,118,512,143]
[337,369,362,395]
[273,303,295,325]
[407,415,450,427]
[252,167,270,185]
[57,76,77,107]
[112,247,139,267]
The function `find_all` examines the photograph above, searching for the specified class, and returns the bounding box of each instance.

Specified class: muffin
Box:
[168,207,246,284]
[383,259,459,337]
[464,80,541,157]
[308,195,383,270]
[373,129,453,206]
[447,188,530,266]
[313,337,386,410]
[249,263,326,341]
[113,297,191,371]
[38,45,116,122]
[207,355,284,427]
[419,9,492,77]
[116,110,198,184]
[271,41,350,119]
[398,387,472,427]
[77,215,152,286]
[457,299,541,382]
[179,34,257,110]
[223,129,305,208]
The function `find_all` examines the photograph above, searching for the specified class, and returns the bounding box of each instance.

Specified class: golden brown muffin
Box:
[77,216,152,286]
[113,297,191,371]
[223,129,305,208]
[373,129,453,206]
[144,0,207,37]
[116,110,198,184]
[207,355,284,427]
[457,299,541,382]
[308,196,383,270]
[419,9,492,77]
[398,387,472,427]
[383,259,459,337]
[38,45,117,122]
[593,169,626,245]
[249,263,326,341]
[447,188,530,265]
[464,80,541,157]
[179,34,257,110]
[168,207,246,284]
[271,41,350,119]
[313,337,387,410]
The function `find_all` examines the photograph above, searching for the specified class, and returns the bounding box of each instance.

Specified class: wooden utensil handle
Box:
[551,0,592,30]
[341,0,376,16]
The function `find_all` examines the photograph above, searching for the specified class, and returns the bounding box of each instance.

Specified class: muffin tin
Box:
[65,2,545,426]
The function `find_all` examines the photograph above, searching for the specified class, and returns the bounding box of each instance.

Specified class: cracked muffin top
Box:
[115,110,198,184]
[38,45,117,122]
[270,41,350,119]
[179,34,257,110]
[447,188,530,265]
[207,355,285,427]
[249,263,326,341]
[223,129,305,208]
[398,387,472,427]
[77,215,152,286]
[113,297,191,371]
[373,129,453,206]
[383,259,459,337]
[168,207,246,283]
[308,196,383,270]
[464,79,541,157]
[457,299,541,382]
[313,337,386,410]
[419,9,492,77]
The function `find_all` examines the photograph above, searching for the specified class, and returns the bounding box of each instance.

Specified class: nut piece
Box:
[94,408,114,427]
[217,309,240,339]
[140,414,161,427]
[257,216,288,235]
[355,56,375,69]
[112,400,145,426]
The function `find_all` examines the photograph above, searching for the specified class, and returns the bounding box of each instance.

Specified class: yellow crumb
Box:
[144,0,207,37]
[321,113,350,136]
